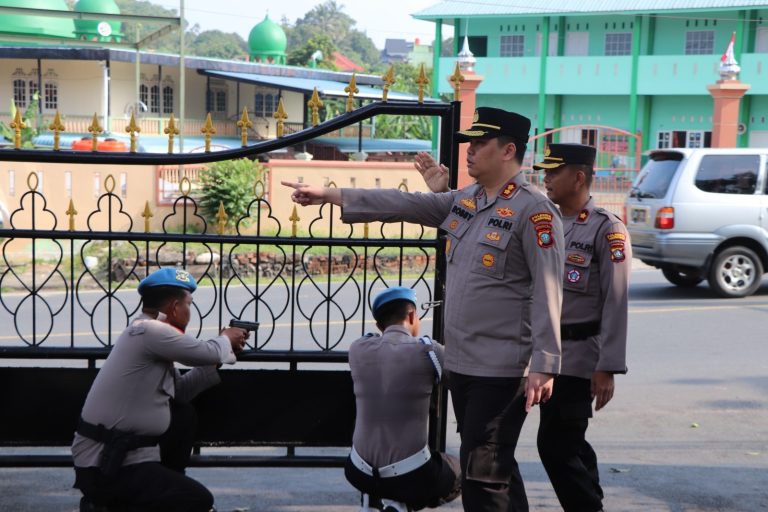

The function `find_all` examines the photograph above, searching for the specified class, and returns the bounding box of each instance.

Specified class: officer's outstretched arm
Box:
[282,181,342,206]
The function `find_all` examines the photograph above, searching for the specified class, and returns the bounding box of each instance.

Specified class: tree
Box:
[340,30,379,69]
[0,94,42,149]
[197,159,268,232]
[287,34,337,69]
[189,30,248,60]
[371,62,432,140]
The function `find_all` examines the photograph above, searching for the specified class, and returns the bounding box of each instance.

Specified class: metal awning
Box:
[198,69,432,102]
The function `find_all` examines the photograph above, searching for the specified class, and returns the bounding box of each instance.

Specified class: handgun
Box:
[229,319,260,333]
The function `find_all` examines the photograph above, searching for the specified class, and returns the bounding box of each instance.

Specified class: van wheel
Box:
[662,268,703,288]
[707,246,763,298]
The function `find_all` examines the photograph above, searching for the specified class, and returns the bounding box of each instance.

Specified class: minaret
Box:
[451,36,485,188]
[707,33,750,147]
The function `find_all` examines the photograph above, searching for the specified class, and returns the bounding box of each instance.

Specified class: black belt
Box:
[560,321,601,341]
[77,418,159,448]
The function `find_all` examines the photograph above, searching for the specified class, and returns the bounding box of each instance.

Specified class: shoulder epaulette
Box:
[363,332,380,338]
[419,335,442,382]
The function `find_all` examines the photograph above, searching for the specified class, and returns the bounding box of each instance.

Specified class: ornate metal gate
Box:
[0,98,460,467]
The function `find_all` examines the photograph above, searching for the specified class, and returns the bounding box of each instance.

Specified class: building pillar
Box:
[452,72,484,188]
[707,80,750,148]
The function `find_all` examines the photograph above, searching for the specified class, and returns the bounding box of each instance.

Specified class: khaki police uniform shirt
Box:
[349,325,443,468]
[342,173,563,378]
[561,198,631,379]
[71,312,236,468]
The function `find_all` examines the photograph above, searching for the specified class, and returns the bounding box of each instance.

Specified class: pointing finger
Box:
[281,180,308,190]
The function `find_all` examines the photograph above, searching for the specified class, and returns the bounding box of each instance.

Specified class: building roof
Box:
[332,51,364,73]
[413,0,768,21]
[0,0,75,38]
[198,69,431,102]
[383,39,413,57]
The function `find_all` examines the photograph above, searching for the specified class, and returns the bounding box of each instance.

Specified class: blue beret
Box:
[372,287,417,315]
[138,268,197,295]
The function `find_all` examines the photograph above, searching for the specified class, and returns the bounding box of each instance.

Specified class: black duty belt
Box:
[560,321,601,341]
[77,418,160,447]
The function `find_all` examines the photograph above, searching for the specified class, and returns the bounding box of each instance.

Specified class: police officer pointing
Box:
[72,268,248,512]
[416,143,630,511]
[535,144,630,512]
[284,107,564,511]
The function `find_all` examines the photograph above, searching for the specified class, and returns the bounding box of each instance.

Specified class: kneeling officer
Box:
[345,287,461,511]
[72,268,248,512]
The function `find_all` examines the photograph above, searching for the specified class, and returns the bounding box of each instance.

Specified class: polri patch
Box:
[461,198,477,210]
[496,207,515,218]
[567,269,581,283]
[609,242,626,262]
[536,224,554,248]
[500,182,517,198]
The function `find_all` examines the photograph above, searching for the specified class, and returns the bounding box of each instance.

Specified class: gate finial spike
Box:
[141,200,154,233]
[216,201,228,234]
[237,106,253,147]
[164,114,180,153]
[49,112,65,151]
[308,87,324,127]
[416,64,430,104]
[381,65,396,102]
[345,72,359,112]
[289,205,300,237]
[202,113,216,152]
[65,199,78,231]
[88,113,103,151]
[449,62,465,101]
[10,109,26,149]
[126,112,140,153]
[273,98,288,137]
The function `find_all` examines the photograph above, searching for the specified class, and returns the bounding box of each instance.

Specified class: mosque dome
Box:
[0,0,75,39]
[73,0,123,42]
[248,15,287,64]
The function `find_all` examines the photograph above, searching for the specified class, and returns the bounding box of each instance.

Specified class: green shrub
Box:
[197,159,268,231]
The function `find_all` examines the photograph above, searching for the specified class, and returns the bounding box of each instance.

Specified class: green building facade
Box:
[415,1,768,155]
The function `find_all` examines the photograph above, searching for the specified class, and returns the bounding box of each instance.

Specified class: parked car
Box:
[625,148,768,298]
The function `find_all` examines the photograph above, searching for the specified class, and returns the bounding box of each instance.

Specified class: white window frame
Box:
[685,30,715,55]
[565,32,589,56]
[657,131,672,149]
[500,35,525,57]
[605,32,632,56]
[535,32,558,56]
[687,130,704,148]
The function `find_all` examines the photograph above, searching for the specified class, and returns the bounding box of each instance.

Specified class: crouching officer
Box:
[345,287,461,511]
[535,144,631,512]
[72,268,248,512]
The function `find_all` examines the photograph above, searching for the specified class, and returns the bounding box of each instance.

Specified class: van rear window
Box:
[629,152,683,199]
[694,155,760,195]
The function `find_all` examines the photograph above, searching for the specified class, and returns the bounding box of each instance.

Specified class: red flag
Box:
[721,32,736,63]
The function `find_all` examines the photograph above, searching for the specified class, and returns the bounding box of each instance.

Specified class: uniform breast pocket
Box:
[440,215,472,263]
[471,228,514,279]
[564,250,593,293]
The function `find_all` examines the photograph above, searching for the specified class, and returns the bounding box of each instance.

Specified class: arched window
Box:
[150,85,160,113]
[215,90,226,113]
[139,84,149,108]
[12,79,26,108]
[162,86,173,114]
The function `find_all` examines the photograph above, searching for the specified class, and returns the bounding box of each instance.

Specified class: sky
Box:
[150,0,453,49]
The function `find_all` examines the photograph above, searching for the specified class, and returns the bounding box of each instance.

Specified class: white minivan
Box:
[626,148,768,298]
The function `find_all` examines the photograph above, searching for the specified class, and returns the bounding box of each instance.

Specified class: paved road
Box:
[1,264,767,511]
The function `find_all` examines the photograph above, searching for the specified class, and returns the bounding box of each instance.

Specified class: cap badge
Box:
[175,270,191,283]
[473,110,479,123]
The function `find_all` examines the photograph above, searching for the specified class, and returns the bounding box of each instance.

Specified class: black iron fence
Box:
[0,99,461,466]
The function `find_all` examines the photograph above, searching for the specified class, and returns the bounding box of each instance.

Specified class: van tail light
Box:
[655,207,675,229]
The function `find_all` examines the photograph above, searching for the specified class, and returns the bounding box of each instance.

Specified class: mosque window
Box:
[162,86,173,114]
[605,33,632,56]
[254,93,264,116]
[500,35,525,57]
[215,90,226,113]
[264,93,276,116]
[139,84,149,108]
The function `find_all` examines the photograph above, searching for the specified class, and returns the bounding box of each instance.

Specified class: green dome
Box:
[0,0,75,39]
[248,15,287,63]
[73,0,122,42]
